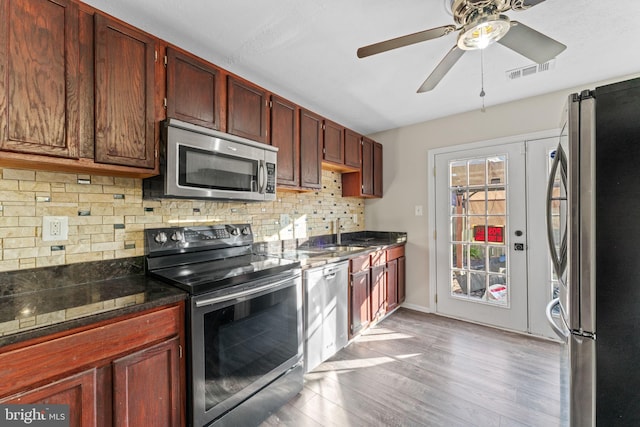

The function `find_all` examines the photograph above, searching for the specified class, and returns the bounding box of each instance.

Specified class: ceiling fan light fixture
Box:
[457,14,511,50]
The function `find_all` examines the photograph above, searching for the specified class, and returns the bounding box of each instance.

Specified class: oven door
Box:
[189,269,302,427]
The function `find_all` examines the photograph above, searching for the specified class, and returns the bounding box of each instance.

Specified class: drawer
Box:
[350,254,370,273]
[386,245,405,261]
[370,250,387,267]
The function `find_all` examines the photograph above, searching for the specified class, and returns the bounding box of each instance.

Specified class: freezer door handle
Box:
[546,298,569,341]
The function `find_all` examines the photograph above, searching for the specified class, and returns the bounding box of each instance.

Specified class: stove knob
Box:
[230,227,239,236]
[170,231,184,241]
[241,226,251,235]
[154,232,168,244]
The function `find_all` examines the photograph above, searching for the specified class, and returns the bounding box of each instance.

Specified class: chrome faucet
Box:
[335,218,341,245]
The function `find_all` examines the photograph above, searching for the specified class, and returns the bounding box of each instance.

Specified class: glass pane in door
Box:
[448,155,510,307]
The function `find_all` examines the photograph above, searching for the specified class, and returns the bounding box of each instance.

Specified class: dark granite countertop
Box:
[0,257,187,348]
[255,231,407,268]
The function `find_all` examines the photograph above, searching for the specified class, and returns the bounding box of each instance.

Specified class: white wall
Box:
[365,73,640,312]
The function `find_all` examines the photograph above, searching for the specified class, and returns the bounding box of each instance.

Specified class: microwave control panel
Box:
[266,163,276,194]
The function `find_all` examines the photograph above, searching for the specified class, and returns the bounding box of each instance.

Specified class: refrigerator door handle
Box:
[545,146,568,279]
[546,298,569,341]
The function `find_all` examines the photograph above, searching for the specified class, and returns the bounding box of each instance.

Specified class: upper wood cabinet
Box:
[373,140,383,197]
[270,95,299,187]
[94,13,157,169]
[0,0,80,159]
[323,121,362,173]
[322,120,344,165]
[344,129,362,169]
[299,108,323,190]
[342,137,383,198]
[166,47,225,131]
[361,137,375,196]
[227,76,269,144]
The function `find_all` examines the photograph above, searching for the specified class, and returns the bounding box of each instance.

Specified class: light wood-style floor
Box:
[262,308,564,427]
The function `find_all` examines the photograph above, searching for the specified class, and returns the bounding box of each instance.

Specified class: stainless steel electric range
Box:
[145,224,303,427]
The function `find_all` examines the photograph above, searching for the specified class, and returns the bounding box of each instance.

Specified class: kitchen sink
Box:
[319,245,363,252]
[295,244,365,255]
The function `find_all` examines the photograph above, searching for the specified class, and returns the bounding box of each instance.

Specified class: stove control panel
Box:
[145,224,253,254]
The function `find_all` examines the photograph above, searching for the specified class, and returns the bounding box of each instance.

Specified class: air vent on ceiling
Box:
[506,59,556,81]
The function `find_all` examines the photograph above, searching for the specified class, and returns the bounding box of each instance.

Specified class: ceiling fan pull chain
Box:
[480,50,486,112]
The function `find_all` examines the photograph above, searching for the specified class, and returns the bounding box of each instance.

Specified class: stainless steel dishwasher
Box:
[303,261,349,373]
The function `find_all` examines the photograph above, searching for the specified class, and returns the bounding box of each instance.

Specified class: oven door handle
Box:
[195,276,295,308]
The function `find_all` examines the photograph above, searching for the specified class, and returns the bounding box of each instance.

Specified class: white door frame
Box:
[427,129,560,332]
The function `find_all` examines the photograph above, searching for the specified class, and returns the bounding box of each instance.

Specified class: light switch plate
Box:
[415,205,424,216]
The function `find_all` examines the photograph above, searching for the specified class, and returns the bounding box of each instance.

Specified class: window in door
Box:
[449,155,509,306]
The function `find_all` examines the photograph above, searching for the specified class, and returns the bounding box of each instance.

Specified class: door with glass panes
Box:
[435,142,527,332]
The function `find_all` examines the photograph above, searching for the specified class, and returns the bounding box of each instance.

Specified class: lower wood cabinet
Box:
[113,336,182,427]
[386,246,406,313]
[370,250,387,322]
[0,369,98,426]
[0,302,185,427]
[349,254,371,338]
[348,245,405,339]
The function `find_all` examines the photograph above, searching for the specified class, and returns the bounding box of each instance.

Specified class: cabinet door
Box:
[94,14,157,169]
[373,141,383,197]
[361,137,374,196]
[323,119,344,165]
[0,369,97,427]
[112,336,181,427]
[227,76,268,143]
[299,109,323,189]
[398,256,406,304]
[350,270,370,337]
[344,129,362,169]
[0,0,79,158]
[386,258,399,312]
[371,263,386,320]
[270,95,299,187]
[166,47,223,130]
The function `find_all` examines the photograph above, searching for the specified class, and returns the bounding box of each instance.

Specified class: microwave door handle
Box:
[258,160,266,194]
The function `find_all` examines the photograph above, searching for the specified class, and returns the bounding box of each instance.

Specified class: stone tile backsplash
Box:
[0,168,364,272]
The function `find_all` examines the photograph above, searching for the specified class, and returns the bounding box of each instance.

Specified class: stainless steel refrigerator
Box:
[546,77,640,426]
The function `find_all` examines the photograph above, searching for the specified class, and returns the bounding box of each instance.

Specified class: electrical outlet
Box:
[43,216,68,241]
[50,219,61,236]
[352,214,358,224]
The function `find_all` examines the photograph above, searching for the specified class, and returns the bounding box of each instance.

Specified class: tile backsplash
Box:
[0,168,364,272]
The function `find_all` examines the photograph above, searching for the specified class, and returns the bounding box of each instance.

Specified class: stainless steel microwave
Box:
[144,119,277,201]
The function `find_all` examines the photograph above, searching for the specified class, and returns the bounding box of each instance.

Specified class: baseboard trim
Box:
[399,303,432,314]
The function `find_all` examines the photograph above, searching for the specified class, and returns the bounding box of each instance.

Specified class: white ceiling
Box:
[83,0,640,135]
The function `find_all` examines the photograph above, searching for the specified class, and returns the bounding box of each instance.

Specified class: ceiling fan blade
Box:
[417,46,465,93]
[497,21,566,64]
[357,25,456,59]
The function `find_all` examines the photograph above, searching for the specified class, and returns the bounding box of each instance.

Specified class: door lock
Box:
[514,243,525,251]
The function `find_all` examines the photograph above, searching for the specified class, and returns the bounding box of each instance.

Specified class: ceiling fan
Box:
[357,0,566,93]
